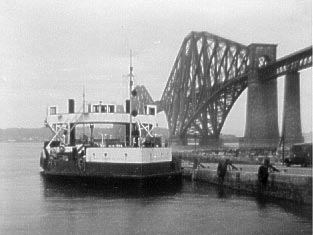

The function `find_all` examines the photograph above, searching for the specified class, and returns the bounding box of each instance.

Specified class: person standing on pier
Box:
[258,157,280,186]
[217,158,238,184]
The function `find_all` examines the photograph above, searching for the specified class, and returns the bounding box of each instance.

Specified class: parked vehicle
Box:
[285,143,312,167]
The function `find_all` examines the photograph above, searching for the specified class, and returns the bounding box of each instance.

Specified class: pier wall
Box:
[183,168,312,204]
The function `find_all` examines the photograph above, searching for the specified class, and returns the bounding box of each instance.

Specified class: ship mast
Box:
[83,85,86,137]
[129,50,133,147]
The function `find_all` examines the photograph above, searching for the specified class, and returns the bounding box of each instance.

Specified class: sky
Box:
[0,0,311,136]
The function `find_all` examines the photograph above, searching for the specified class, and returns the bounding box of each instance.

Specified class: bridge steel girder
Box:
[159,31,249,144]
[259,46,312,81]
[181,74,248,141]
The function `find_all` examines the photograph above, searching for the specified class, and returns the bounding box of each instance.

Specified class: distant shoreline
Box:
[0,141,43,144]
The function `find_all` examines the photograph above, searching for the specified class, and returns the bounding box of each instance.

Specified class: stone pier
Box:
[184,168,312,204]
[241,44,279,148]
[282,71,304,145]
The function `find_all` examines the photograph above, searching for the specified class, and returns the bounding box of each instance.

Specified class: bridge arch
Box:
[159,31,249,145]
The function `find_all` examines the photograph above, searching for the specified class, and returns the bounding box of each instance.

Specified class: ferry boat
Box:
[40,61,181,183]
[40,99,181,182]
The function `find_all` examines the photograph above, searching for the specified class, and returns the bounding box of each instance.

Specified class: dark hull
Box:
[40,171,183,196]
[41,171,182,189]
[41,158,181,181]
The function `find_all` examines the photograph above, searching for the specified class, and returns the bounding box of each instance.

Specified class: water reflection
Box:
[40,174,183,200]
[39,172,312,220]
[254,193,312,220]
[2,143,310,235]
[216,185,227,199]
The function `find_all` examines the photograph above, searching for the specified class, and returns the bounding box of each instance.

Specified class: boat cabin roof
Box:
[46,112,157,126]
[46,103,158,126]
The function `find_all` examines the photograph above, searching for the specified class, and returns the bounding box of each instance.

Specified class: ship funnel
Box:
[68,99,75,113]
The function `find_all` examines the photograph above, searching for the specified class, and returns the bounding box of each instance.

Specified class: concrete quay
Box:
[182,167,312,204]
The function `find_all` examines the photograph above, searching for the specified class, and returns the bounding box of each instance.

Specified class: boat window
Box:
[93,105,99,113]
[125,100,130,113]
[108,105,115,113]
[50,107,57,115]
[101,105,107,113]
[149,107,155,115]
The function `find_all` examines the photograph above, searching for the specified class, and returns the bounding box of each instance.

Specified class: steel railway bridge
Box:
[133,31,312,147]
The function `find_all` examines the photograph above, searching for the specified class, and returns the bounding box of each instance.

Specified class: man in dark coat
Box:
[258,157,280,186]
[217,158,238,184]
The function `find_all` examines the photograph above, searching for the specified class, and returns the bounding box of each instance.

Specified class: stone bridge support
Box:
[240,44,279,148]
[282,71,303,145]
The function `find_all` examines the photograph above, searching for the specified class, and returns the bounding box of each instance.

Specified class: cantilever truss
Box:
[131,85,155,114]
[259,46,312,81]
[159,31,249,143]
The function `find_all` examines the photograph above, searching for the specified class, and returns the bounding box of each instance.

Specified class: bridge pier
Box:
[240,44,279,149]
[282,71,303,145]
[161,32,311,149]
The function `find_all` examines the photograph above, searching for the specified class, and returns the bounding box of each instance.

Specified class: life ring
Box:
[78,157,86,172]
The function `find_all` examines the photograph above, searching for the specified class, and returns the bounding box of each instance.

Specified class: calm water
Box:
[0,143,311,235]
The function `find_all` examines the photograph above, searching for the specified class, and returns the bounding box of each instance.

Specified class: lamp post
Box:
[282,123,285,165]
